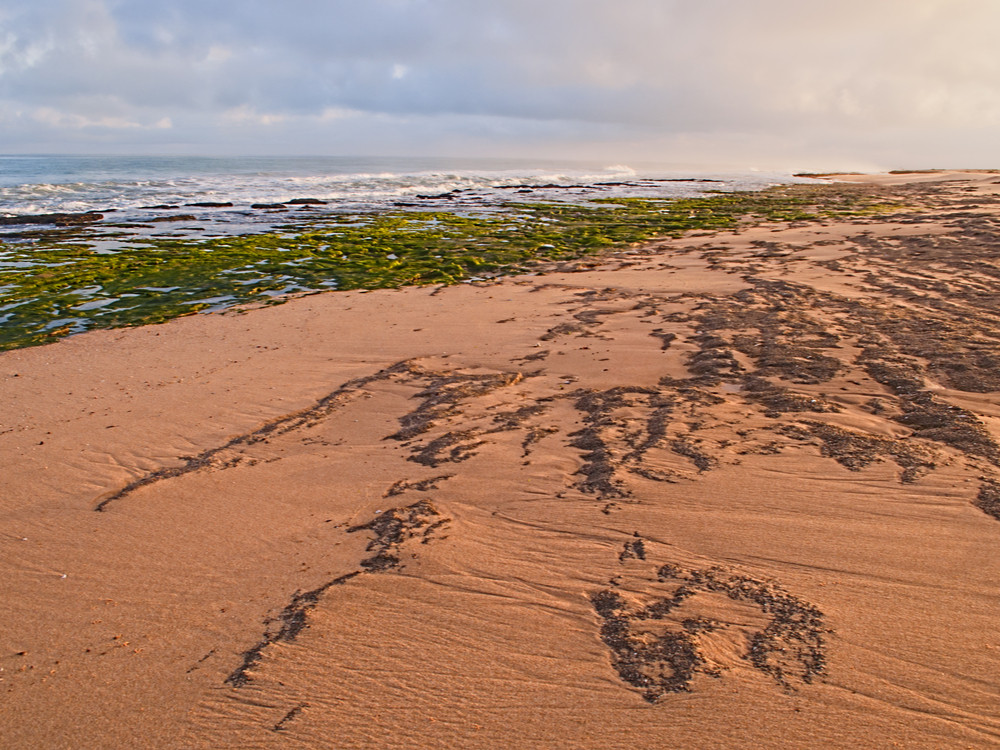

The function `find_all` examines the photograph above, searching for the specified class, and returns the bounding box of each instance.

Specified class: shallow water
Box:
[0,156,832,351]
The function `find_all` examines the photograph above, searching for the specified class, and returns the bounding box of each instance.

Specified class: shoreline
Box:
[2,171,1000,748]
[0,177,896,352]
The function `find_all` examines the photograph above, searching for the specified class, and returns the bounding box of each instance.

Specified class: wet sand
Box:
[2,171,1000,748]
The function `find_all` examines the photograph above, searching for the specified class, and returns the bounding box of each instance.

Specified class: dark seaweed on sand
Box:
[593,564,826,702]
[226,500,448,687]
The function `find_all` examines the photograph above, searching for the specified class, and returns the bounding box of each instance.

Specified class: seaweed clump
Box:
[0,184,897,351]
[592,564,827,702]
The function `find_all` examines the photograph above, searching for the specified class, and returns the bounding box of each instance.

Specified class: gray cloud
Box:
[1,0,998,167]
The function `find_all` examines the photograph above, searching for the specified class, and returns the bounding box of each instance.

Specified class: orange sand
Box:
[2,171,999,748]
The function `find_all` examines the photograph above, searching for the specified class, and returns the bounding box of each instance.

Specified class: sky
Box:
[1,0,999,169]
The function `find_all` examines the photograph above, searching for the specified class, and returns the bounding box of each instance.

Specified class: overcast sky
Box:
[1,0,998,169]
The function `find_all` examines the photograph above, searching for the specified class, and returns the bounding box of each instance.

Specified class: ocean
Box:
[0,155,801,221]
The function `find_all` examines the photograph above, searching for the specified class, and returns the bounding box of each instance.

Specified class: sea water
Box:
[0,154,802,221]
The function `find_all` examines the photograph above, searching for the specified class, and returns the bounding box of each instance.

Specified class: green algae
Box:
[0,184,899,352]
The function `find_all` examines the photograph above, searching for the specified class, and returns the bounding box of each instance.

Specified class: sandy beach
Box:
[2,171,1000,748]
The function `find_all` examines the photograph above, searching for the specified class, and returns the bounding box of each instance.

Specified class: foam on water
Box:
[0,155,803,218]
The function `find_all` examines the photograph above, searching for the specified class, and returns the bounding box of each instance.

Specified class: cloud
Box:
[0,0,998,167]
[221,105,287,127]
